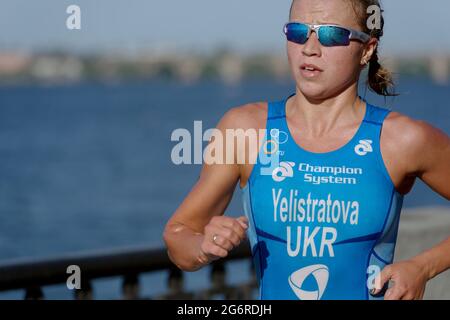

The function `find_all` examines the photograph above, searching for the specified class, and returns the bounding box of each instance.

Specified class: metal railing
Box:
[0,241,257,300]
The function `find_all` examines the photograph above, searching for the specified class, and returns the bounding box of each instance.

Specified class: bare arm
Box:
[163,107,253,271]
[407,120,450,278]
[411,237,450,281]
[374,118,450,299]
[414,121,450,200]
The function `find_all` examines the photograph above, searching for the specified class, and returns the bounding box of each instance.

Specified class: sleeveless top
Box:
[241,94,404,300]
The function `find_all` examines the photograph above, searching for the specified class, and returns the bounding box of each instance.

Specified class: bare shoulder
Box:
[384,111,448,148]
[382,111,449,174]
[217,101,268,131]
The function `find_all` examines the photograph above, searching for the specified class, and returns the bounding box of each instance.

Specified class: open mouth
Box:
[300,64,323,77]
[301,63,323,71]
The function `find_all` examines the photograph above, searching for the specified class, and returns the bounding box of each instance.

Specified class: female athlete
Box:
[163,0,450,300]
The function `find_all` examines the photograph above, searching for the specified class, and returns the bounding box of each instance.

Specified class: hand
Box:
[372,260,429,300]
[198,215,249,264]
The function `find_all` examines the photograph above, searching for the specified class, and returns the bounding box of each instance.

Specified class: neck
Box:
[287,83,364,138]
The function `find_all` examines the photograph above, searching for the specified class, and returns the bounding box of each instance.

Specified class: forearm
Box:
[163,222,208,272]
[410,236,450,280]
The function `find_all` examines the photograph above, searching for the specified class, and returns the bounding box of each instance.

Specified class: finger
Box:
[401,294,415,300]
[417,288,426,300]
[237,216,249,228]
[201,240,229,259]
[384,288,394,300]
[220,216,245,229]
[212,232,235,251]
[381,282,406,301]
[235,216,248,238]
[209,217,246,246]
[372,265,392,294]
[198,245,218,263]
[204,224,235,250]
[218,227,244,247]
[384,286,404,300]
[208,244,229,258]
[220,217,248,241]
[236,218,249,238]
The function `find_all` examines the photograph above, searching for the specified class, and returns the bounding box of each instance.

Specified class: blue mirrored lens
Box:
[285,23,309,44]
[318,26,350,46]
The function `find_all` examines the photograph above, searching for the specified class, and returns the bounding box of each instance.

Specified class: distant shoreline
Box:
[0,51,448,85]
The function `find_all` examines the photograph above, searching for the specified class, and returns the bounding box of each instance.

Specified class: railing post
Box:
[122,274,140,300]
[167,266,183,297]
[74,279,93,300]
[0,241,256,300]
[198,261,228,299]
[211,262,225,291]
[25,287,44,300]
[243,259,257,299]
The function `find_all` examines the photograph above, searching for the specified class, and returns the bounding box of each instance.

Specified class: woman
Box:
[163,0,450,300]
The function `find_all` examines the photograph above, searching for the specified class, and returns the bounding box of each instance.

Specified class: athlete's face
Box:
[287,0,373,100]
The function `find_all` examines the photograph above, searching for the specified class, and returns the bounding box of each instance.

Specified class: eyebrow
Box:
[314,20,338,25]
[290,19,343,26]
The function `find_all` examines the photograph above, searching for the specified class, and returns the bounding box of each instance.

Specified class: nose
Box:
[302,31,322,57]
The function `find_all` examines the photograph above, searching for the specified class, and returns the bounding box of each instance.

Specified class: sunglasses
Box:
[283,22,370,47]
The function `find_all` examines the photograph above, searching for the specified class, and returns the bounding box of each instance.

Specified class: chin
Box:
[296,82,329,101]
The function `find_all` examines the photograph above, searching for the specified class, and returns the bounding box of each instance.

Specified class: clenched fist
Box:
[198,215,249,264]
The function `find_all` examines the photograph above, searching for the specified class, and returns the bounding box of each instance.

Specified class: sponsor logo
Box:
[354,139,373,156]
[272,161,295,182]
[299,162,363,185]
[288,264,329,300]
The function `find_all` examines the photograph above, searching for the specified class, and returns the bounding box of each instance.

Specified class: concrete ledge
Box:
[395,206,450,300]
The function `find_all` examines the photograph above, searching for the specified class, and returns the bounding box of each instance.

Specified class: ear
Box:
[361,38,378,65]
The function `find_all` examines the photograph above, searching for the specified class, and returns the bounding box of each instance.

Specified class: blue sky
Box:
[0,0,449,55]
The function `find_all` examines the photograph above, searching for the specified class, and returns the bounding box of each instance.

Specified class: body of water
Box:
[0,77,448,298]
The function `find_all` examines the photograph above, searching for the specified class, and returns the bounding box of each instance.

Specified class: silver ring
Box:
[212,234,218,244]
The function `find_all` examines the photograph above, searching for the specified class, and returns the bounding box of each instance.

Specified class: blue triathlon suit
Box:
[241,93,404,300]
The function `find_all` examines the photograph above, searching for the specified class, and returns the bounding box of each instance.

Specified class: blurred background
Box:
[0,0,448,299]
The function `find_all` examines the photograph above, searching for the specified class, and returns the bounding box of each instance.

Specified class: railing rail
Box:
[0,241,256,300]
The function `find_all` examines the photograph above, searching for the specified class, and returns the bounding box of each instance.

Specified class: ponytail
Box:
[367,48,397,96]
[349,0,398,96]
